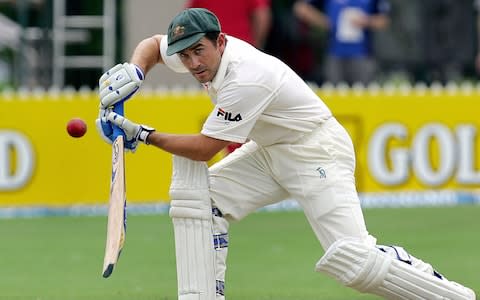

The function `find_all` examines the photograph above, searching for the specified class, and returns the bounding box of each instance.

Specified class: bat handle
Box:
[112,102,125,139]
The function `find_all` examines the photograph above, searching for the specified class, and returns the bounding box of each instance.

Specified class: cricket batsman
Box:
[96,8,476,300]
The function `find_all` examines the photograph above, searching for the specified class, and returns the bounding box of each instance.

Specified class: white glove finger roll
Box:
[99,62,144,108]
[106,112,125,127]
[99,107,110,122]
[122,62,144,82]
[106,112,141,142]
[99,86,112,101]
[116,81,139,98]
[100,92,119,108]
[99,63,123,86]
[99,68,133,98]
[100,82,139,108]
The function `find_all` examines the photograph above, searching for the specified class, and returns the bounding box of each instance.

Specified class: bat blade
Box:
[102,134,126,278]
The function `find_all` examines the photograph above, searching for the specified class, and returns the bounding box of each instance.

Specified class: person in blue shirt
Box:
[294,0,390,85]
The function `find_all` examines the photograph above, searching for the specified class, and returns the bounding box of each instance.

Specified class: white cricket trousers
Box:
[209,117,370,250]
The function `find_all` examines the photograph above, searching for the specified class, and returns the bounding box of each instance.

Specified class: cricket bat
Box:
[102,103,127,278]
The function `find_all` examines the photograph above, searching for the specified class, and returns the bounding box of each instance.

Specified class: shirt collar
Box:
[210,36,232,92]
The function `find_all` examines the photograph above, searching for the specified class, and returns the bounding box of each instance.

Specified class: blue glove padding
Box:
[95,108,143,152]
[99,63,144,108]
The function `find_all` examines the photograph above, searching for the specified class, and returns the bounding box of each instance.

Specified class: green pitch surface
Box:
[1,206,478,300]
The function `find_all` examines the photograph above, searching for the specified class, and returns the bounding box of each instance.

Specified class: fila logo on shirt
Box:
[217,108,242,122]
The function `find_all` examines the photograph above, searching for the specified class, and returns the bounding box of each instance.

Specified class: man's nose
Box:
[188,56,201,69]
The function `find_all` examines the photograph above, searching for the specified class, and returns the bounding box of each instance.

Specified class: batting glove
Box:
[106,110,155,147]
[95,108,116,144]
[99,63,144,109]
[95,108,154,152]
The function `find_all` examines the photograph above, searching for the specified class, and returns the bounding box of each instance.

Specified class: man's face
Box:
[177,34,225,83]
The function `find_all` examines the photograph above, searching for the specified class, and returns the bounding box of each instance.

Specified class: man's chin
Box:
[193,73,210,83]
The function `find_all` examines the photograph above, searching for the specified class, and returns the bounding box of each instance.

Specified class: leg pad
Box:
[316,237,476,300]
[169,156,216,300]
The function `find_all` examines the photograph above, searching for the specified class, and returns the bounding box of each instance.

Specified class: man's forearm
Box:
[252,8,272,49]
[130,35,164,74]
[147,132,230,162]
[293,2,330,30]
[368,14,389,30]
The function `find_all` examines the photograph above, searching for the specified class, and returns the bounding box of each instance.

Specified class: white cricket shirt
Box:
[160,35,332,146]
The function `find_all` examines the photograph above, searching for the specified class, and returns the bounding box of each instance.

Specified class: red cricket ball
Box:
[66,118,87,138]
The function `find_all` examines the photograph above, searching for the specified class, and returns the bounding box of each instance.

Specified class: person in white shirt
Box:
[96,8,475,300]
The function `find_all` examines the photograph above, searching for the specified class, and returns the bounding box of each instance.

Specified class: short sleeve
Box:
[201,83,274,143]
[160,35,189,73]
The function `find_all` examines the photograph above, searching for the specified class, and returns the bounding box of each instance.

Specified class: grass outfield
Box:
[0,205,478,299]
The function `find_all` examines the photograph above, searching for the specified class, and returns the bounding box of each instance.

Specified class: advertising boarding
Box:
[0,89,478,209]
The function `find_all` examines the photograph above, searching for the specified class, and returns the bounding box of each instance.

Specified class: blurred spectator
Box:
[420,0,475,83]
[0,0,49,88]
[294,0,390,85]
[185,0,271,49]
[262,0,325,84]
